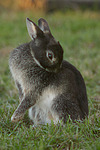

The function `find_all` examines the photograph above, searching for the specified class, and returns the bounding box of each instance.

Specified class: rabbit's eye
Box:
[46,51,54,61]
[48,53,53,60]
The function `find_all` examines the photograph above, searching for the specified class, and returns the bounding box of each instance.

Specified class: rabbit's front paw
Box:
[11,112,24,122]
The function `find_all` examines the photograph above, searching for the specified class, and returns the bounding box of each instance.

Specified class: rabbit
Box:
[9,18,88,125]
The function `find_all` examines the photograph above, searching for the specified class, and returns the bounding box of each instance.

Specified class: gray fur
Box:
[9,18,88,125]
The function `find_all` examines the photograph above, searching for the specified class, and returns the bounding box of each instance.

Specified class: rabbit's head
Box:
[26,18,63,73]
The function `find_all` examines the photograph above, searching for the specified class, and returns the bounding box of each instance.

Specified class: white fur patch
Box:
[29,87,60,125]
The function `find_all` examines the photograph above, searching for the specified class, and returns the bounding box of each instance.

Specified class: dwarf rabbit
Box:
[9,18,88,125]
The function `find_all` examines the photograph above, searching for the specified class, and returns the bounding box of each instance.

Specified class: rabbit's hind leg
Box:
[52,94,82,123]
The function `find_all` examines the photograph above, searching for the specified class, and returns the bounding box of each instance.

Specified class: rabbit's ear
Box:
[38,18,51,34]
[26,18,43,40]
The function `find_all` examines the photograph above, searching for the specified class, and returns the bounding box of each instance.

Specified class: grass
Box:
[0,10,100,150]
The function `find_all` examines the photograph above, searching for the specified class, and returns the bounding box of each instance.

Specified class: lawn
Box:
[0,10,100,150]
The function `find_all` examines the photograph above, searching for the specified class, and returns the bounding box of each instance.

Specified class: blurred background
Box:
[0,0,100,12]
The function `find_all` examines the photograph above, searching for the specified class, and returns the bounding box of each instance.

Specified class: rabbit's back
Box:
[9,43,37,95]
[9,43,34,72]
[51,60,88,121]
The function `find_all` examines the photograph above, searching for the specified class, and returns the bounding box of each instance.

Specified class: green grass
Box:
[0,10,100,150]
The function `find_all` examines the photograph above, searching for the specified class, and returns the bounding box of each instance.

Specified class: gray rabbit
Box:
[9,18,88,125]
